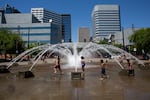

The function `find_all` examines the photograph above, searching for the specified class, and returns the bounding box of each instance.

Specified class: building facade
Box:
[78,27,90,42]
[31,8,62,24]
[0,4,71,45]
[0,13,61,44]
[92,5,121,41]
[61,14,72,42]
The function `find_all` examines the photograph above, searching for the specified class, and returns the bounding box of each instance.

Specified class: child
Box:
[127,60,134,76]
[81,56,85,73]
[100,59,108,80]
[54,56,63,74]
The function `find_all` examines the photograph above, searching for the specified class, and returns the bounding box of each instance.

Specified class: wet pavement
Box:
[0,62,150,100]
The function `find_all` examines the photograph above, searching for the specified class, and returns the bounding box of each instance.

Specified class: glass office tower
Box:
[61,14,72,42]
[92,5,121,40]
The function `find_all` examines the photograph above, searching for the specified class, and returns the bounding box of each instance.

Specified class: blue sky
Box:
[0,0,150,42]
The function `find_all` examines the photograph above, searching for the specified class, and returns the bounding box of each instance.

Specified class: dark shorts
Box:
[55,65,60,69]
[82,63,85,67]
[101,68,105,75]
[128,69,134,75]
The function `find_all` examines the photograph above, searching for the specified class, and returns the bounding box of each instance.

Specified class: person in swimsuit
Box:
[81,56,85,72]
[54,56,63,74]
[100,59,108,80]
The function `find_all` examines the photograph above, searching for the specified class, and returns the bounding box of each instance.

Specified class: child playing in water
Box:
[100,59,108,80]
[127,59,134,76]
[54,56,63,74]
[81,56,85,73]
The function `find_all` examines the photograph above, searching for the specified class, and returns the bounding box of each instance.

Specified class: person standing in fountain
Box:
[54,56,63,74]
[127,59,134,76]
[81,56,85,73]
[100,59,107,80]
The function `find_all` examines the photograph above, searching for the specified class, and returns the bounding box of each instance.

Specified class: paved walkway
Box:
[0,62,150,100]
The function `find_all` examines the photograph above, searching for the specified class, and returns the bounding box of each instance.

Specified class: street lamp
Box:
[49,19,52,44]
[15,39,19,56]
[15,25,21,56]
[17,25,20,35]
[122,27,125,50]
[28,27,30,49]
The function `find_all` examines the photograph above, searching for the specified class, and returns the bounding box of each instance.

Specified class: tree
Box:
[0,29,25,55]
[129,28,150,54]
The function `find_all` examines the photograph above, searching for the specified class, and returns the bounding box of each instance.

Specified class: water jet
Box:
[6,42,144,78]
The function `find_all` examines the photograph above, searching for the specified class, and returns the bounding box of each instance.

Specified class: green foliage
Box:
[27,43,38,50]
[0,29,25,54]
[113,43,122,48]
[98,40,108,44]
[129,28,150,54]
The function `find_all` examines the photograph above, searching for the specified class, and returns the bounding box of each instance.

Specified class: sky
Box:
[0,0,150,42]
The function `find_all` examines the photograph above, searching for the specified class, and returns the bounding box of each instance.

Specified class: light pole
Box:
[15,39,18,56]
[28,27,30,49]
[18,25,20,35]
[122,27,125,50]
[49,19,52,44]
[16,25,20,56]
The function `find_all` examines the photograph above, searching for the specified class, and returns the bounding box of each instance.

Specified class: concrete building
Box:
[0,13,61,45]
[78,27,90,42]
[31,8,72,42]
[0,13,61,44]
[31,8,62,25]
[0,4,72,45]
[92,5,121,41]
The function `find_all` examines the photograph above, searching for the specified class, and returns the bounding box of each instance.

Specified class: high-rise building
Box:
[78,27,90,42]
[31,8,61,25]
[92,5,121,41]
[61,14,71,42]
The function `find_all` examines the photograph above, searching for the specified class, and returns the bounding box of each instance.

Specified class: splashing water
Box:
[67,43,80,71]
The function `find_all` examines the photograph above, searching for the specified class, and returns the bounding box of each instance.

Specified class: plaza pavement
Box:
[0,61,150,100]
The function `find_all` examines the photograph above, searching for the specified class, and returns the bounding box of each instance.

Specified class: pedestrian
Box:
[99,59,108,80]
[81,56,85,73]
[54,56,63,74]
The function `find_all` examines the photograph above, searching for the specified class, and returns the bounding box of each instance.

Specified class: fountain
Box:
[0,42,144,78]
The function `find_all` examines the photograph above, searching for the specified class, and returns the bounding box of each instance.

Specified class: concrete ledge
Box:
[18,71,34,78]
[0,65,10,73]
[71,72,82,80]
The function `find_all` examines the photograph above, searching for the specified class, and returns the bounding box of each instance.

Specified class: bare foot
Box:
[54,71,57,73]
[99,78,104,80]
